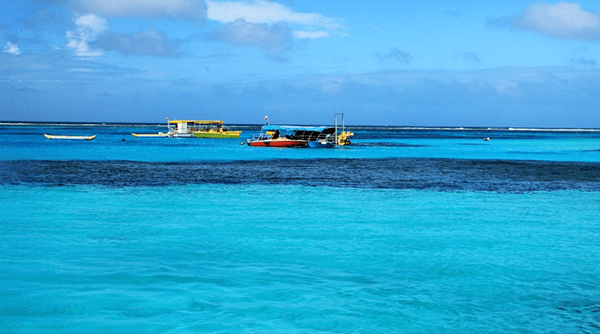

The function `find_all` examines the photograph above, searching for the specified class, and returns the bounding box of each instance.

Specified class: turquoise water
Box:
[1,124,600,333]
[2,125,600,162]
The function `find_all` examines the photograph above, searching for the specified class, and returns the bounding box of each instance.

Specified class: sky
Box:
[1,0,599,127]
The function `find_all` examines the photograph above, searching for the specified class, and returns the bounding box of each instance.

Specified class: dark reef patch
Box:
[2,158,600,193]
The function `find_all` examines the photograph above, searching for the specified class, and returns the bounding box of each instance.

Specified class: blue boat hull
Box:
[308,141,335,148]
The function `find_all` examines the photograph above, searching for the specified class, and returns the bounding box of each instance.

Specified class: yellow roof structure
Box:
[168,120,223,124]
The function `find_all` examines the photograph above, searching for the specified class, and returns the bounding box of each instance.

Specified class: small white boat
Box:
[131,132,169,138]
[44,134,96,140]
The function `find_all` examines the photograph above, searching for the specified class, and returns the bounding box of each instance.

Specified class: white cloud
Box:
[65,14,181,58]
[3,42,20,55]
[320,77,343,94]
[66,14,108,57]
[514,2,600,40]
[212,19,293,60]
[68,0,206,19]
[293,30,329,39]
[76,14,108,33]
[92,28,180,57]
[207,0,342,39]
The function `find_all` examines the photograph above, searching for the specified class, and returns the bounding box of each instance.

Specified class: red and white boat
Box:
[245,115,352,148]
[245,124,335,147]
[247,136,307,147]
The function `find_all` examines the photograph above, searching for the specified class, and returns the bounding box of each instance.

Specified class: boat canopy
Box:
[261,125,331,132]
[169,120,223,124]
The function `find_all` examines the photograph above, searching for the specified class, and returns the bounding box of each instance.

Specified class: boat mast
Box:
[334,112,344,145]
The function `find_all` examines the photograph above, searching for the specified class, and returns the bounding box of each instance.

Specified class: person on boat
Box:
[266,130,279,139]
[337,131,354,146]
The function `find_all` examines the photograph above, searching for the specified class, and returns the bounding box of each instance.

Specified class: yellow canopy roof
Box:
[168,120,223,124]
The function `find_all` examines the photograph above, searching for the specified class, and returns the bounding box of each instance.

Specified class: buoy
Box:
[240,142,245,145]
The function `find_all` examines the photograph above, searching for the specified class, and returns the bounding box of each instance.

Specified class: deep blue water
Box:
[1,124,600,333]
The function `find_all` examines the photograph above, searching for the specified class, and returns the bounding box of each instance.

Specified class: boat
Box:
[246,125,335,147]
[246,129,307,147]
[192,120,242,138]
[331,112,353,147]
[165,120,241,138]
[131,132,168,138]
[131,120,240,138]
[246,114,353,148]
[307,140,335,148]
[165,120,197,138]
[44,134,96,140]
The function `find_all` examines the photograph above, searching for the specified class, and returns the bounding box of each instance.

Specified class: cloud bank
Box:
[496,2,600,40]
[207,0,342,39]
[30,0,342,60]
[2,53,600,127]
[211,19,293,60]
[92,29,179,57]
[66,14,179,57]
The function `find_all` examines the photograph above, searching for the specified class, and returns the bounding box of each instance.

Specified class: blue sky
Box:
[1,0,599,127]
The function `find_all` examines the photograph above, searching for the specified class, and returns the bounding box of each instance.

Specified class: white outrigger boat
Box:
[132,117,172,138]
[131,132,169,138]
[44,134,96,140]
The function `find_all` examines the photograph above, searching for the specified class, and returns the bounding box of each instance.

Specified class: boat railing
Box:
[253,134,271,140]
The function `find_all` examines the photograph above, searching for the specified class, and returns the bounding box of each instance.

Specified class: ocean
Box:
[1,123,599,333]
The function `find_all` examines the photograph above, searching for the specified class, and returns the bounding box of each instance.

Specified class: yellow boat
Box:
[192,120,241,138]
[131,119,241,138]
[44,134,96,140]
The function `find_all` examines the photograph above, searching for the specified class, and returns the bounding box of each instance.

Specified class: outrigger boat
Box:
[44,134,96,140]
[192,120,241,138]
[131,132,168,138]
[169,120,241,138]
[132,117,170,138]
[132,119,240,138]
[164,120,196,138]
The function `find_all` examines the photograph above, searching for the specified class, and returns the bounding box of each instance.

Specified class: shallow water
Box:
[1,124,600,333]
[2,124,600,162]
